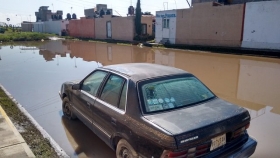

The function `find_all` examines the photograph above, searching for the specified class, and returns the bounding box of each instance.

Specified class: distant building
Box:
[35,6,63,22]
[21,21,33,32]
[84,4,112,18]
[192,0,272,5]
[33,20,69,36]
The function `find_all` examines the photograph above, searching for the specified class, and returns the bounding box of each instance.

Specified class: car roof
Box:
[99,63,190,82]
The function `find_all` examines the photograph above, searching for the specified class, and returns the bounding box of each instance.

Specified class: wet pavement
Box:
[0,40,279,157]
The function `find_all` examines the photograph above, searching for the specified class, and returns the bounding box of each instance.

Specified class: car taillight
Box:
[161,143,210,158]
[168,150,188,158]
[232,123,250,139]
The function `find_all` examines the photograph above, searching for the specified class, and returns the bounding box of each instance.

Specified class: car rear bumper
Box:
[205,136,257,158]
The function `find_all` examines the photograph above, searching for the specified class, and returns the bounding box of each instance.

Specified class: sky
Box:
[0,0,190,26]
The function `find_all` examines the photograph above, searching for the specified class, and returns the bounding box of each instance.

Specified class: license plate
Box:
[210,134,226,151]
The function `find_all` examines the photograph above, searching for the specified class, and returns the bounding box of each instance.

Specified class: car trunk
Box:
[144,98,250,151]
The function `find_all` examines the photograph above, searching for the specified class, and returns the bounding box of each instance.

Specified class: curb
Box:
[0,105,35,158]
[0,84,69,158]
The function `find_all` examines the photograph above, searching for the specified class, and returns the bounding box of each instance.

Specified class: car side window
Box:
[100,75,125,108]
[119,82,128,111]
[81,71,108,96]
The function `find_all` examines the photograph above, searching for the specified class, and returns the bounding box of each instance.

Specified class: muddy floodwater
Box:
[0,40,279,157]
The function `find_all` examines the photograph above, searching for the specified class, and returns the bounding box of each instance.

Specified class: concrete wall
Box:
[155,10,177,44]
[68,17,95,38]
[176,2,244,47]
[33,22,45,33]
[33,20,69,36]
[95,16,111,40]
[242,1,280,50]
[112,16,135,41]
[95,15,154,41]
[21,23,33,32]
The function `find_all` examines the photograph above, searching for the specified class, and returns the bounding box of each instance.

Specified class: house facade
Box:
[95,15,153,41]
[155,10,177,44]
[67,17,95,38]
[176,2,244,47]
[156,2,244,47]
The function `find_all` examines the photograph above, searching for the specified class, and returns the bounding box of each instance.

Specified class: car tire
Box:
[116,139,138,158]
[62,97,77,120]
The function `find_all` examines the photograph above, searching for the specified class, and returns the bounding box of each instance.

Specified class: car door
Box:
[92,73,128,138]
[71,70,108,129]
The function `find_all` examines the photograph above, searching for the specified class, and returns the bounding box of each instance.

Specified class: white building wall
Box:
[44,20,69,36]
[155,10,177,44]
[33,22,45,33]
[33,20,69,36]
[242,1,280,50]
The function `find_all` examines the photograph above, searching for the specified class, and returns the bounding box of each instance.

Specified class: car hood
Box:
[144,98,250,147]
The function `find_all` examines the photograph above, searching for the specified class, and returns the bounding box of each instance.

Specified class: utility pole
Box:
[163,2,168,10]
[16,14,22,23]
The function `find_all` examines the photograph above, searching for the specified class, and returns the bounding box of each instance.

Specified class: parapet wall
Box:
[242,1,280,50]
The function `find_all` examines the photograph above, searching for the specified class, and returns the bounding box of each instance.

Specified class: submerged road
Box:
[0,40,279,157]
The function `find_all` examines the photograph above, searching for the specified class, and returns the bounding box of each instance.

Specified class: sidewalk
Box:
[0,106,35,158]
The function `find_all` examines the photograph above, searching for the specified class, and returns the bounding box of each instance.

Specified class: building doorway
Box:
[106,21,112,38]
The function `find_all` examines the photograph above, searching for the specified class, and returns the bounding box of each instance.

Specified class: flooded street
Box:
[0,40,279,157]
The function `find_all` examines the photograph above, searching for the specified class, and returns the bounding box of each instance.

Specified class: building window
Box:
[141,24,147,35]
[163,18,170,29]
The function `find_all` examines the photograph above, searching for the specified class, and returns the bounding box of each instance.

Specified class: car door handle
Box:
[111,117,117,126]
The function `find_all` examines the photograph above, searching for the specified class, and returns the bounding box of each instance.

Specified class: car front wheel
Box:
[116,139,138,158]
[62,97,77,120]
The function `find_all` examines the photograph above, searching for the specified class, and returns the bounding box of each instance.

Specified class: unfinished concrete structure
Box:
[21,21,33,32]
[35,6,63,22]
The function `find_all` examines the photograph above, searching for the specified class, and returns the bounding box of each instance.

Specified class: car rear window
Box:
[139,76,215,114]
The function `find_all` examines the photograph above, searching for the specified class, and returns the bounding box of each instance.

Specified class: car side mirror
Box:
[72,84,80,90]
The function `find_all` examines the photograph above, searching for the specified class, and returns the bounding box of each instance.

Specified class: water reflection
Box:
[61,116,115,158]
[38,40,280,114]
[0,40,279,157]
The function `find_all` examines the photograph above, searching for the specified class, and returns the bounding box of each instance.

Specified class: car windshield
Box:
[139,76,215,114]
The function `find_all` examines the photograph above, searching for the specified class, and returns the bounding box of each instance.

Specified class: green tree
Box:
[135,0,142,36]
